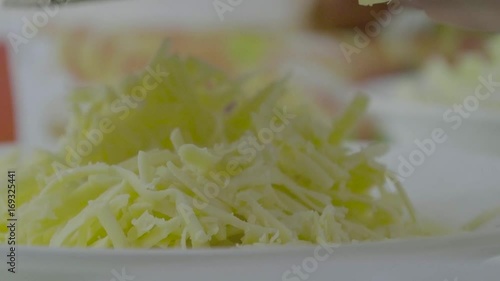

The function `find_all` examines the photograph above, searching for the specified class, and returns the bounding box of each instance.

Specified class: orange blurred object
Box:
[310,0,389,29]
[0,43,16,143]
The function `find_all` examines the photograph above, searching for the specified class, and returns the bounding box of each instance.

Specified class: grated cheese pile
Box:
[0,48,423,249]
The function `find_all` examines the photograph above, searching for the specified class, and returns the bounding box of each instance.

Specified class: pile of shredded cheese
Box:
[0,48,424,249]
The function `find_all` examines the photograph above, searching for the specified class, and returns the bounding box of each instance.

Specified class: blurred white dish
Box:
[1,144,499,281]
[365,75,500,156]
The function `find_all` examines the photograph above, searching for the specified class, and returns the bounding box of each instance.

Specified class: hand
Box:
[403,0,500,31]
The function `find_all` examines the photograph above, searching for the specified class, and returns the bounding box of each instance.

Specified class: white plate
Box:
[2,231,500,281]
[1,145,499,281]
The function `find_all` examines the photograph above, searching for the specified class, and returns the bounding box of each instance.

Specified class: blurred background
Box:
[0,0,499,155]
